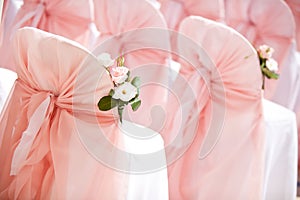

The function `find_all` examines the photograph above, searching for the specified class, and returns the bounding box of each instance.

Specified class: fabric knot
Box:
[10,76,118,175]
[49,93,58,104]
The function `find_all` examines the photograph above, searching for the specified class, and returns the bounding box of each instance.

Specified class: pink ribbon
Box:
[9,78,116,175]
[10,93,51,175]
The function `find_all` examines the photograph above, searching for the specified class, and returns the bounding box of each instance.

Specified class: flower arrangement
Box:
[256,45,279,89]
[97,53,141,122]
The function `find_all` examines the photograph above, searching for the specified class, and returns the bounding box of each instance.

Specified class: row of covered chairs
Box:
[2,0,298,135]
[0,0,298,199]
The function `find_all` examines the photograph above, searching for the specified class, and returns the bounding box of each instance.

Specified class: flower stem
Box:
[117,56,125,67]
[262,74,265,90]
[118,106,124,123]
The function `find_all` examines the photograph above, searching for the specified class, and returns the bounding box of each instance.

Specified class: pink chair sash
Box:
[0,27,127,199]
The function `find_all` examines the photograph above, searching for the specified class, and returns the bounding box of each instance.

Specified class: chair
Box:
[93,0,171,131]
[224,0,296,100]
[166,16,264,199]
[225,0,300,194]
[0,0,94,71]
[0,27,128,199]
[157,0,224,64]
[285,0,300,171]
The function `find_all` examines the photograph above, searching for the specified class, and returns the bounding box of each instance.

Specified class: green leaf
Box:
[98,96,117,111]
[262,68,279,80]
[125,71,131,82]
[118,100,128,107]
[131,77,141,87]
[131,100,141,111]
[268,72,279,79]
[109,89,114,96]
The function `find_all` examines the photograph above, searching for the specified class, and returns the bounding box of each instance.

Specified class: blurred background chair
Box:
[0,0,95,71]
[93,0,171,131]
[224,0,297,104]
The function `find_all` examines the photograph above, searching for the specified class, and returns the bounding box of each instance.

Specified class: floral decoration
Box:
[256,45,279,89]
[97,53,141,122]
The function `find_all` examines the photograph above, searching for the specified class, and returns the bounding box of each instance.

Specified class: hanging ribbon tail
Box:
[0,0,5,45]
[10,96,50,176]
[10,3,45,40]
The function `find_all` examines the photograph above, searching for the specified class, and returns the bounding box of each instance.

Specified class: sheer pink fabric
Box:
[0,0,20,70]
[166,16,264,199]
[0,27,127,199]
[286,0,300,51]
[224,0,295,99]
[14,0,93,42]
[158,0,224,30]
[157,0,224,63]
[0,0,93,71]
[93,0,170,130]
[0,0,8,33]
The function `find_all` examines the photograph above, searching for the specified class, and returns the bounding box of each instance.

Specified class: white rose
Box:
[257,45,274,59]
[112,82,137,102]
[97,53,114,67]
[266,58,278,72]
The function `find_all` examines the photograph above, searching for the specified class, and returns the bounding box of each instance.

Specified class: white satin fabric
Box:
[121,120,168,200]
[263,99,298,200]
[0,0,4,22]
[0,68,17,114]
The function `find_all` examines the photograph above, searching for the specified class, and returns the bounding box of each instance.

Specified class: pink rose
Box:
[257,45,274,59]
[110,66,129,84]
